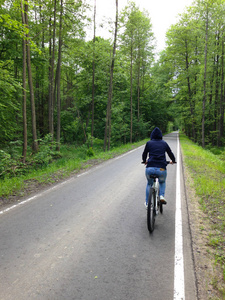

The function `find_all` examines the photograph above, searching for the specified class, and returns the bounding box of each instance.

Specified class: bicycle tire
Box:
[147,188,156,233]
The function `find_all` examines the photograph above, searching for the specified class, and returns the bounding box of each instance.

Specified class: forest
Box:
[0,0,224,177]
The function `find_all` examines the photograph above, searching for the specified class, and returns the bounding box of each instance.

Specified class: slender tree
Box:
[120,2,154,142]
[21,0,27,162]
[91,0,96,146]
[202,2,209,148]
[163,0,225,146]
[49,0,57,138]
[56,0,63,151]
[104,0,118,151]
[24,0,38,152]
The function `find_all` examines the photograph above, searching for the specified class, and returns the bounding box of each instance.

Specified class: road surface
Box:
[0,132,197,300]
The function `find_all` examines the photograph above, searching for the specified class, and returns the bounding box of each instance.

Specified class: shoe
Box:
[160,196,167,205]
[144,202,148,209]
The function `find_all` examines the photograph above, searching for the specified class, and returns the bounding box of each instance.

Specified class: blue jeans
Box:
[145,167,167,204]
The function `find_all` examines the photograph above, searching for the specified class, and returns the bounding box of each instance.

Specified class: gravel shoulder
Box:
[183,160,225,300]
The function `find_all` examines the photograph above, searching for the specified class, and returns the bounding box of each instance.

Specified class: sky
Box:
[88,0,194,53]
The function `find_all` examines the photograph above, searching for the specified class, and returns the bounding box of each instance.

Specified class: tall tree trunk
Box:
[185,39,196,142]
[130,40,133,143]
[40,4,45,136]
[25,0,38,153]
[213,54,220,146]
[202,6,209,148]
[137,45,140,123]
[21,1,27,162]
[91,0,96,147]
[104,0,118,151]
[35,5,44,137]
[49,0,57,138]
[56,0,63,151]
[219,37,225,146]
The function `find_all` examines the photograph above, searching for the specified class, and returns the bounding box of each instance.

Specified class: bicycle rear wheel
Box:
[147,188,156,233]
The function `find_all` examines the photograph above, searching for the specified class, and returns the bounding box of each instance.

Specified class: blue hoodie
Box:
[142,127,176,169]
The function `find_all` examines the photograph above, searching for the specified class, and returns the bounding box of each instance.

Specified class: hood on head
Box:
[150,127,162,140]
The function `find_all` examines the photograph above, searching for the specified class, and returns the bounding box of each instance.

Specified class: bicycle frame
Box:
[150,176,159,215]
[147,174,163,233]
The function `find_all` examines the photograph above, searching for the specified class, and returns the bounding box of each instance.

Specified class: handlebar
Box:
[141,161,176,165]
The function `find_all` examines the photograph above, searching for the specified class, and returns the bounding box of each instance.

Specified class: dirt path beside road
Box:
[183,162,225,300]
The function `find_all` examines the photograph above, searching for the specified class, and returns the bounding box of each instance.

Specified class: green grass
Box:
[0,140,147,199]
[180,134,225,297]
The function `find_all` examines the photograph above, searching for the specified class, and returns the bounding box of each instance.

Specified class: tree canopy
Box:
[0,0,224,160]
[164,0,225,147]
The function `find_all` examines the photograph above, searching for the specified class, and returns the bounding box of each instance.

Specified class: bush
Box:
[0,149,26,178]
[0,150,12,177]
[0,134,63,179]
[86,147,95,157]
[33,134,62,167]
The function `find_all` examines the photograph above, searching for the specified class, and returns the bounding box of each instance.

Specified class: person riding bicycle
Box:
[142,127,176,208]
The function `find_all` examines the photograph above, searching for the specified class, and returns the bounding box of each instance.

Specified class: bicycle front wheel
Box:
[147,188,156,233]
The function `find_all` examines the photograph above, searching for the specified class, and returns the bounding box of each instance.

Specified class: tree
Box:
[119,1,154,143]
[104,0,118,151]
[56,0,63,151]
[91,0,96,146]
[24,0,38,152]
[0,2,23,145]
[202,1,210,148]
[21,0,27,162]
[164,0,225,146]
[48,0,56,138]
[165,12,200,142]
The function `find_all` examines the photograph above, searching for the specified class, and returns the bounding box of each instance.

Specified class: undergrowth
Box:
[0,138,147,199]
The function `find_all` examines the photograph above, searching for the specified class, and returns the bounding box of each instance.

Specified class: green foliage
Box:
[0,150,13,177]
[0,138,147,198]
[0,140,25,178]
[0,0,172,153]
[0,149,26,179]
[0,60,22,144]
[163,1,225,146]
[86,147,94,157]
[0,0,203,167]
[33,134,62,167]
[0,135,62,179]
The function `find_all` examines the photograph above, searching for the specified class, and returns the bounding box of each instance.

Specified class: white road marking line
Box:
[174,133,185,300]
[0,178,74,215]
[114,145,143,160]
[77,171,89,177]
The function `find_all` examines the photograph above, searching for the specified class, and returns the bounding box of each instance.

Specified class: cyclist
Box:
[142,127,176,208]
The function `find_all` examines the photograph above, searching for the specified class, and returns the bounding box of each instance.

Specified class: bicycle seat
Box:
[150,174,159,179]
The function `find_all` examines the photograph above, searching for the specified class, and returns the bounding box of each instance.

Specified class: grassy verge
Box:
[180,134,225,299]
[0,140,147,202]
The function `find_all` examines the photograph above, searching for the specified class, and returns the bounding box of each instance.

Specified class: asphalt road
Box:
[0,132,197,300]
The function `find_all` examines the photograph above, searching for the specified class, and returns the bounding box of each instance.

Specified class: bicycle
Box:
[147,174,161,233]
[143,161,176,233]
